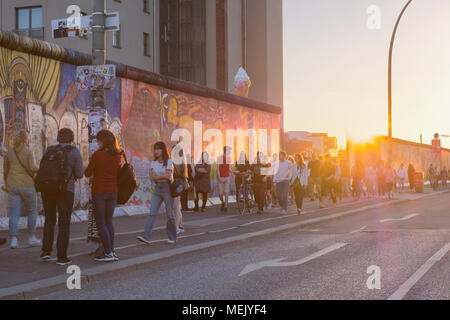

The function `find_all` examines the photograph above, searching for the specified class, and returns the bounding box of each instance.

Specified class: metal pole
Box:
[87,0,106,254]
[388,0,413,162]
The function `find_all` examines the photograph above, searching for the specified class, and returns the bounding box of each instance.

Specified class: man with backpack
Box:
[38,128,84,266]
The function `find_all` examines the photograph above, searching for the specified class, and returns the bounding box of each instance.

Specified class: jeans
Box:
[92,193,117,253]
[275,180,289,211]
[8,187,38,237]
[293,183,305,209]
[143,182,177,241]
[41,191,74,258]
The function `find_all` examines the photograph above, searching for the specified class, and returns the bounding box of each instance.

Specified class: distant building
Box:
[286,131,338,155]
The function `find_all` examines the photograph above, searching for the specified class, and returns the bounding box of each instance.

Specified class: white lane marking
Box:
[209,227,238,233]
[349,226,367,234]
[239,214,296,227]
[239,242,348,276]
[388,243,450,300]
[380,213,420,223]
[70,226,166,241]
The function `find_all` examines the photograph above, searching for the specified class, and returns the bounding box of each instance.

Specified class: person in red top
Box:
[85,130,122,262]
[217,146,232,212]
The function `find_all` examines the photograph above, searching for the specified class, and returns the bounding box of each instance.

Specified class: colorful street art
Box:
[0,43,281,217]
[0,47,122,217]
[121,79,281,207]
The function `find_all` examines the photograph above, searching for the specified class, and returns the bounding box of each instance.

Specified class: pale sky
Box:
[283,0,450,149]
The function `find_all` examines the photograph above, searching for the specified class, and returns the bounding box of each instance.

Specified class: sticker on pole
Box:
[76,65,116,91]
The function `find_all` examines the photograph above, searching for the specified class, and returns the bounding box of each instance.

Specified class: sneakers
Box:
[178,227,185,234]
[113,252,119,261]
[167,239,177,244]
[40,251,51,261]
[220,203,225,211]
[137,236,152,244]
[10,237,18,249]
[95,252,115,262]
[28,236,41,247]
[280,210,287,215]
[297,209,302,215]
[56,257,72,266]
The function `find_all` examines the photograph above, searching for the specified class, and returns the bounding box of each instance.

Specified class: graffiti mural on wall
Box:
[0,47,122,217]
[0,45,280,217]
[121,79,281,206]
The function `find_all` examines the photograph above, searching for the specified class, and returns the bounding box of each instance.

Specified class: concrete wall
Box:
[0,31,281,217]
[353,136,450,173]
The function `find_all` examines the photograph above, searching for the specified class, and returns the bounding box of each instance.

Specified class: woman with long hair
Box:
[290,153,308,214]
[4,130,40,249]
[138,141,177,244]
[85,129,122,262]
[194,152,211,212]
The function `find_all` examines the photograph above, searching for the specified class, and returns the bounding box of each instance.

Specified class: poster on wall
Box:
[76,65,116,91]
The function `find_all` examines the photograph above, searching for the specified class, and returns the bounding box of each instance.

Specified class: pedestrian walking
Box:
[234,151,251,209]
[307,154,322,201]
[408,163,415,191]
[274,151,292,214]
[39,128,84,265]
[397,163,407,193]
[217,146,232,212]
[320,154,337,208]
[441,167,448,188]
[4,130,41,249]
[385,163,395,199]
[84,130,122,262]
[252,152,271,215]
[376,161,386,199]
[290,153,308,214]
[181,153,195,212]
[172,145,188,234]
[194,152,211,212]
[137,141,177,244]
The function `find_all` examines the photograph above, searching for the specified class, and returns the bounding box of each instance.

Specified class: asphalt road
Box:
[37,192,450,300]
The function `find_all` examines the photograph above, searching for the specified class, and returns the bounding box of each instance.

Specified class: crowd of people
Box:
[2,129,449,265]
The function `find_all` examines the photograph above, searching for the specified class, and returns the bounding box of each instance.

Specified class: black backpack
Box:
[117,151,137,205]
[35,145,74,194]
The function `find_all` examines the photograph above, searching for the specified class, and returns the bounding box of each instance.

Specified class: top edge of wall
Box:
[0,29,281,115]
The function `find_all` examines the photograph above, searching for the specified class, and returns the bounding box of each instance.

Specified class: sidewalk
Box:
[0,186,447,299]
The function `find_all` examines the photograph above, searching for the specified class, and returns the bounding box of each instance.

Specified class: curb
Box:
[0,190,447,299]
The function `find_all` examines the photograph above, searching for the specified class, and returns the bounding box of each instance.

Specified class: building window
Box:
[143,0,150,13]
[113,27,121,48]
[15,6,43,40]
[143,32,150,57]
[159,0,206,85]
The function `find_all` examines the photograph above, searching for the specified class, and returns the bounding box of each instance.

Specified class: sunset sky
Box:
[283,0,450,149]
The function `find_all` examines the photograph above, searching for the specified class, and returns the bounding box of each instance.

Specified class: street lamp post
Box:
[388,0,413,162]
[87,0,107,253]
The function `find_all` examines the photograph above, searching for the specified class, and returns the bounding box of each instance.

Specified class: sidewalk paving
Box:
[0,186,447,299]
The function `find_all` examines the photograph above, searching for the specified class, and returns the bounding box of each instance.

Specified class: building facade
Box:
[0,0,283,109]
[287,131,338,155]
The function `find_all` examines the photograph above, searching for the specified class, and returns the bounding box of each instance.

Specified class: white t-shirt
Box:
[150,159,173,180]
[274,160,292,183]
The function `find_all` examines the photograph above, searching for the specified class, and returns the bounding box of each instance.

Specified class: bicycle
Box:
[234,171,257,215]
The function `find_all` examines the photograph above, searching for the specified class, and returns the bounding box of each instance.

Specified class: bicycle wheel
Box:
[236,185,246,215]
[247,186,258,214]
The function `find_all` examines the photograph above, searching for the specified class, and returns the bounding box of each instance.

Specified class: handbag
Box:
[13,148,37,191]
